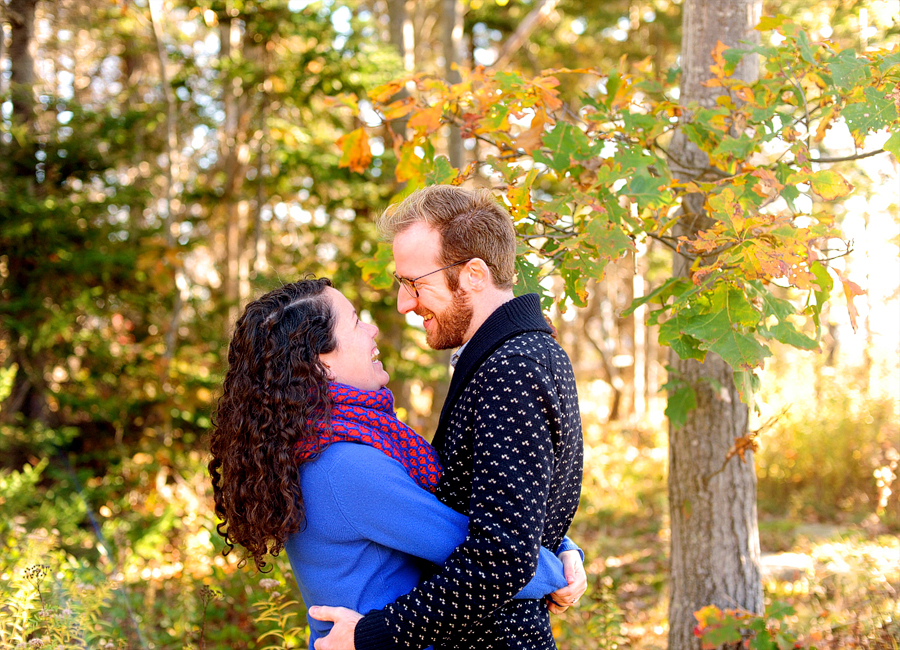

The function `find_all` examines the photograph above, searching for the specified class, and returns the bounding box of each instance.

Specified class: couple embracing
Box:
[209,185,585,650]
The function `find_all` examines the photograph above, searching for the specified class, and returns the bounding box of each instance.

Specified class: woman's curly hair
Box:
[208,278,337,571]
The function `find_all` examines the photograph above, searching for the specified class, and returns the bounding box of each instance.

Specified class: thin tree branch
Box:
[488,0,561,71]
[814,148,886,163]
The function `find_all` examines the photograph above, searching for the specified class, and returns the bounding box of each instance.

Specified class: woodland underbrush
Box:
[1,371,897,649]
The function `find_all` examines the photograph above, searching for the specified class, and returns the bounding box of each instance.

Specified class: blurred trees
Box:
[0,0,898,647]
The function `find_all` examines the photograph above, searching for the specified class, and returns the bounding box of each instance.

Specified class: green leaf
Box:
[828,48,871,90]
[878,51,900,74]
[622,277,692,316]
[664,381,696,429]
[514,254,545,298]
[733,369,761,407]
[809,260,833,334]
[761,322,820,350]
[842,87,899,135]
[494,70,525,92]
[604,72,621,109]
[679,287,770,370]
[627,172,674,209]
[701,617,744,647]
[713,134,755,160]
[659,318,707,362]
[796,29,816,65]
[424,156,458,185]
[357,241,395,290]
[885,130,900,159]
[584,219,635,261]
[559,253,606,306]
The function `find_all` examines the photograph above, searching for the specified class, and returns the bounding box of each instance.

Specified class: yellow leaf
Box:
[336,128,372,174]
[814,105,837,143]
[395,143,424,183]
[322,93,360,113]
[809,169,853,200]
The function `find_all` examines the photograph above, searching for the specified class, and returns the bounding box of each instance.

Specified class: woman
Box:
[209,279,583,645]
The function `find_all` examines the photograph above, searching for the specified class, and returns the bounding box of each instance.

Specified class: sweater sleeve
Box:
[355,355,561,650]
[322,444,566,600]
[557,535,585,562]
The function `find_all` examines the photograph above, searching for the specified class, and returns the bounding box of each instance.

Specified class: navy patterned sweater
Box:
[355,293,584,650]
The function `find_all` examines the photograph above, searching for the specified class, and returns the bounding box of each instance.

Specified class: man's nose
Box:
[396,287,417,314]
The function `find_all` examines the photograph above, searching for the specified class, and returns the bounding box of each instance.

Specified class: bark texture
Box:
[667,0,764,648]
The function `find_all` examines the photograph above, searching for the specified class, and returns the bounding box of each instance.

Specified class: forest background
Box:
[1,0,898,649]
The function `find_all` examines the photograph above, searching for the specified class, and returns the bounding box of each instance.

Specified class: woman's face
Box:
[319,287,390,391]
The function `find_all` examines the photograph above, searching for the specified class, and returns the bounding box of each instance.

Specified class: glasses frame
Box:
[393,259,473,298]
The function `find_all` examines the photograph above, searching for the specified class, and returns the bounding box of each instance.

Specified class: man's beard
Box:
[425,288,473,350]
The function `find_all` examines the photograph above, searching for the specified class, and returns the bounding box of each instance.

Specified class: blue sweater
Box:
[284,442,573,646]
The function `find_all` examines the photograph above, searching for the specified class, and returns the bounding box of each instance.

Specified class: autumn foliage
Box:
[334,18,898,408]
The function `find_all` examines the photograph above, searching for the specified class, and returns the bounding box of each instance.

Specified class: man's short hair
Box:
[377,185,517,291]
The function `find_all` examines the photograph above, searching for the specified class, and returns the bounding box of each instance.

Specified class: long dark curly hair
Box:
[209,278,337,571]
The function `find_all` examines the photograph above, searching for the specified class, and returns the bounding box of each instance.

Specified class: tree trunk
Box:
[8,0,37,182]
[667,0,764,647]
[441,0,464,169]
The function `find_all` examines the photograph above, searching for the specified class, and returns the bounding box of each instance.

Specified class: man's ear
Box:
[462,258,491,292]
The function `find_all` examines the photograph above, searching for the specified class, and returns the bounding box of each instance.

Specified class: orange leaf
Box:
[532,75,563,112]
[836,269,865,333]
[381,96,417,122]
[710,40,728,79]
[370,79,410,104]
[751,168,784,199]
[515,110,547,153]
[336,128,372,174]
[407,103,444,134]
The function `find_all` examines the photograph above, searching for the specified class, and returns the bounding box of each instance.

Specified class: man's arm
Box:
[352,354,562,650]
[318,443,568,599]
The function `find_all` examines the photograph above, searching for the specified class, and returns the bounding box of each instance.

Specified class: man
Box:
[311,185,585,649]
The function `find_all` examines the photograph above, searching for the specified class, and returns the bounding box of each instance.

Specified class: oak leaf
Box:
[336,128,372,174]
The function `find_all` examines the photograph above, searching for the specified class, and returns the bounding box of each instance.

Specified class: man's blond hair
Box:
[377,185,516,291]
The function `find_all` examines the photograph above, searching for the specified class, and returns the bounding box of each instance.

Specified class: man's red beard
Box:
[424,288,473,350]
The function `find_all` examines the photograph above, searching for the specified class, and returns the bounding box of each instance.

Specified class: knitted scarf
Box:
[295,383,443,493]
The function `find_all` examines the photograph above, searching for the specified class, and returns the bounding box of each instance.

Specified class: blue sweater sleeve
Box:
[321,444,565,600]
[557,535,585,562]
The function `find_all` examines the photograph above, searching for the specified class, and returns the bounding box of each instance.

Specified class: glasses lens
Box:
[394,273,418,298]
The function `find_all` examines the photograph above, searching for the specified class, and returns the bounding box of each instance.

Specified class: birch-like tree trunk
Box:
[667,0,764,647]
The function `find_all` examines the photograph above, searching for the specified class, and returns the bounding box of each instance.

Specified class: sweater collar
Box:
[434,293,552,447]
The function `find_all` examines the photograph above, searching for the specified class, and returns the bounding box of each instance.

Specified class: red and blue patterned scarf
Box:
[295,383,443,493]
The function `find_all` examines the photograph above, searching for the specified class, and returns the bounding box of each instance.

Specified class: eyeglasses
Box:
[393,259,473,298]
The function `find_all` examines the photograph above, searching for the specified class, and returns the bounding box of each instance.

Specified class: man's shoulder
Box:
[488,330,571,367]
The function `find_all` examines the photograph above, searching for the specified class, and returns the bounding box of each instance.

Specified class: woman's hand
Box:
[548,549,587,614]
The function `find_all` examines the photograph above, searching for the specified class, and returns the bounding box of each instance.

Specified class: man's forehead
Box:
[393,223,441,268]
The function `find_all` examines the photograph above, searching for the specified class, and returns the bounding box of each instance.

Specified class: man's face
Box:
[392,222,474,350]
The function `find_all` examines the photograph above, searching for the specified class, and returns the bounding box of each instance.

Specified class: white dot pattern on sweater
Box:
[376,331,584,650]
